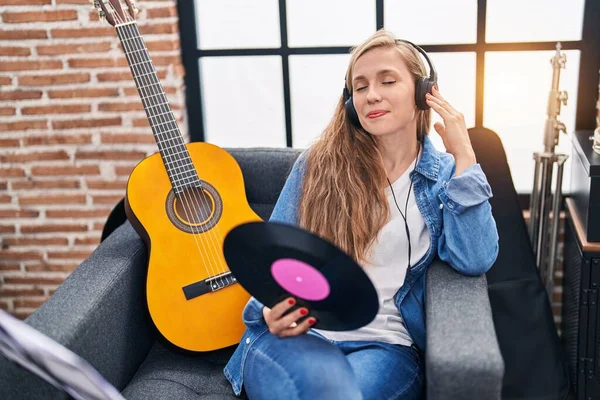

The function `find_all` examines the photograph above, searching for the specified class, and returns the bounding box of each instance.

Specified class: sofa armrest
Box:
[426,258,504,400]
[0,222,155,399]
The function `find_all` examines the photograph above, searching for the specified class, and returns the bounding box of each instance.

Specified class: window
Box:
[180,0,596,194]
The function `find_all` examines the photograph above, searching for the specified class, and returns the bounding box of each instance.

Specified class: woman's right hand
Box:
[262,297,317,338]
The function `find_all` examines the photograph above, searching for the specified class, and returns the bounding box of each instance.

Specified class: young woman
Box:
[224,29,499,400]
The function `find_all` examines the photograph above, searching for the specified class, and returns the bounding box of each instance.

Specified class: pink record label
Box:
[270,258,330,301]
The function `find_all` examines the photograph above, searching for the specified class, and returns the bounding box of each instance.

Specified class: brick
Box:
[67,58,118,69]
[0,30,47,41]
[51,27,115,39]
[132,118,150,127]
[23,134,92,146]
[77,150,146,161]
[0,150,69,163]
[139,23,178,35]
[0,250,43,261]
[152,55,181,66]
[22,104,91,116]
[96,71,132,82]
[56,0,90,3]
[0,47,31,56]
[0,90,42,100]
[0,107,15,115]
[0,194,12,203]
[48,88,118,99]
[37,42,112,56]
[52,117,121,130]
[47,209,110,218]
[93,194,124,205]
[14,298,49,309]
[27,263,77,272]
[47,250,92,259]
[0,60,62,72]
[101,133,155,144]
[93,222,105,230]
[146,6,178,19]
[0,138,19,147]
[0,209,39,218]
[146,40,180,52]
[0,76,11,85]
[30,165,99,176]
[0,120,47,132]
[0,182,6,190]
[0,288,44,297]
[5,276,66,285]
[0,225,16,233]
[3,10,78,23]
[74,236,101,245]
[21,224,87,234]
[3,237,68,246]
[19,73,89,86]
[0,168,25,177]
[0,264,20,271]
[11,180,80,190]
[98,102,143,112]
[0,0,50,4]
[115,164,136,176]
[85,179,128,190]
[19,194,86,206]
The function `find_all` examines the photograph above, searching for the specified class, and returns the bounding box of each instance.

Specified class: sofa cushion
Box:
[122,340,244,399]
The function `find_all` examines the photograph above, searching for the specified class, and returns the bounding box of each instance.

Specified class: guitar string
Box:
[115,12,228,289]
[111,7,228,289]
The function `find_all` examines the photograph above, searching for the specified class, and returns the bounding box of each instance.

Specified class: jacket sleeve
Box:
[267,151,307,226]
[436,163,499,276]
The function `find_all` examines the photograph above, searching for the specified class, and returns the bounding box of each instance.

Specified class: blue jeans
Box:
[242,330,424,400]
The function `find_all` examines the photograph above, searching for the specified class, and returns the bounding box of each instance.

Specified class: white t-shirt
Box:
[314,151,430,345]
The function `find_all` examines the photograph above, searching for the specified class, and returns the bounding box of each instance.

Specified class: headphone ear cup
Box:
[415,77,434,110]
[343,88,361,127]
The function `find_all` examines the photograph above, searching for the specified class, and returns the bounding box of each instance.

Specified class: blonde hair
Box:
[298,29,431,264]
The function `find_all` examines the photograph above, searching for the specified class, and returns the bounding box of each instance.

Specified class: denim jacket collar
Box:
[413,135,440,182]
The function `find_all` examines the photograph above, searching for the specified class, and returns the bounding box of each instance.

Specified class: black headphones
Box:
[343,39,438,129]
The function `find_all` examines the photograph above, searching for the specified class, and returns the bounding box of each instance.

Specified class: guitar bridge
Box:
[182,271,237,300]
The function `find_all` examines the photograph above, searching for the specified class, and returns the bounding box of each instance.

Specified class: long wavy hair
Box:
[298,29,431,265]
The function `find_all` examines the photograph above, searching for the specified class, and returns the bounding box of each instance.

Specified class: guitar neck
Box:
[116,21,198,193]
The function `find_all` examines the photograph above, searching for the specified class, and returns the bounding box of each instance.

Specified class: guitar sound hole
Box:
[175,187,214,225]
[166,181,223,234]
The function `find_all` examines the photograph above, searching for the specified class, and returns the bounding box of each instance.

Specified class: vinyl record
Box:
[223,221,379,331]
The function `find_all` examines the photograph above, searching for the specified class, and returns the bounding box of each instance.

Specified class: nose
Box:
[366,86,382,104]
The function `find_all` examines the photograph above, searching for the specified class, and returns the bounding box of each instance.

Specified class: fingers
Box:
[268,297,297,321]
[264,296,318,338]
[278,316,318,338]
[425,92,453,119]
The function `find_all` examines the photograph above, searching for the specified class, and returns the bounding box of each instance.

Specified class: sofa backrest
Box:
[225,147,303,221]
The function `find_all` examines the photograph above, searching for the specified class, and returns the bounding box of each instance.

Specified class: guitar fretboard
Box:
[115,22,199,194]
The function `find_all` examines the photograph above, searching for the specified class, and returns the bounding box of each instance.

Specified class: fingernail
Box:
[300,308,308,315]
[308,318,316,325]
[288,298,295,305]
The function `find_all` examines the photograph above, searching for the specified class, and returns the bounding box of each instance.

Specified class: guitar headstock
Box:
[90,0,139,26]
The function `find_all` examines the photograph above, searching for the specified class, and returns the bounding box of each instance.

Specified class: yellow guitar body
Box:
[125,142,260,352]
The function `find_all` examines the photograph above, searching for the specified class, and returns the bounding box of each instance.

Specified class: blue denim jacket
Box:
[223,135,499,396]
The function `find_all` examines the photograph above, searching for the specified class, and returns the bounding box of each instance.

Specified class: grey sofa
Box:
[0,148,504,399]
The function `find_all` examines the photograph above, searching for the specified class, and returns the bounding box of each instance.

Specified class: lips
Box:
[367,110,388,118]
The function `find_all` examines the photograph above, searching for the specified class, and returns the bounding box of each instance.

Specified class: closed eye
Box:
[356,86,367,92]
[383,81,396,85]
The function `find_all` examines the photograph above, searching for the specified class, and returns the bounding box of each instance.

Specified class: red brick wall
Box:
[0,0,187,319]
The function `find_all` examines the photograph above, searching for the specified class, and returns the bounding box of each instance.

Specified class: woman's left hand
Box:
[425,86,476,176]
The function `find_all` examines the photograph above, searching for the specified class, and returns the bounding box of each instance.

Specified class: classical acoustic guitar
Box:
[93,0,260,351]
